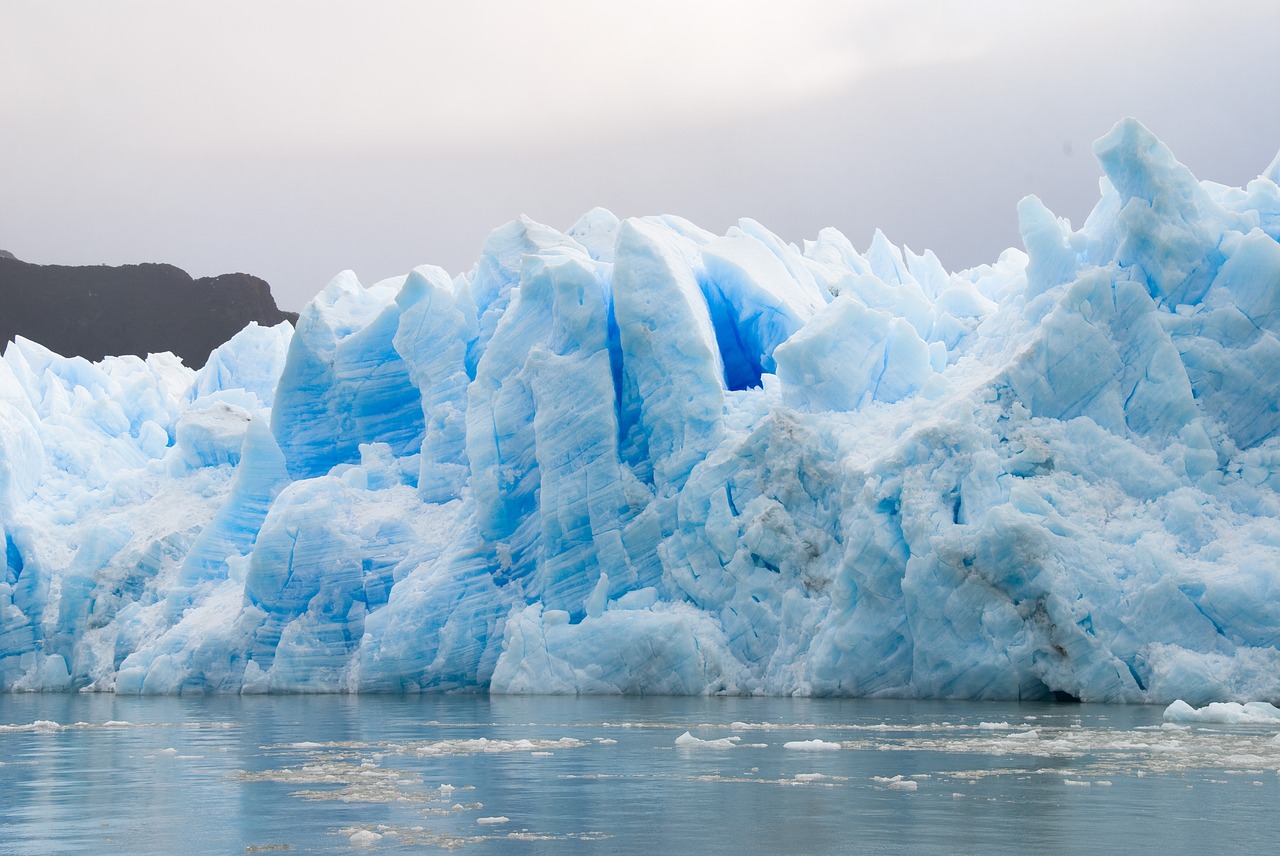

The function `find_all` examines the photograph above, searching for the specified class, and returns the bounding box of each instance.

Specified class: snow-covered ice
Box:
[2,119,1280,703]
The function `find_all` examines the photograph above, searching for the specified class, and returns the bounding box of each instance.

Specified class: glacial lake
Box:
[0,694,1275,855]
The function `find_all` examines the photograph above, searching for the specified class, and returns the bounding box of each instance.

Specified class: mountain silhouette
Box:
[0,254,297,368]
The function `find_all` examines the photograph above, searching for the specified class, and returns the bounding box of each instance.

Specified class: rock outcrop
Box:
[0,256,297,368]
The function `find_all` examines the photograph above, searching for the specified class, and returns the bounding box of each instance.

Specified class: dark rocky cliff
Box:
[0,255,298,368]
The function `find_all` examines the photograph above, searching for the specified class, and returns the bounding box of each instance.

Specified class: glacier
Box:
[2,118,1280,704]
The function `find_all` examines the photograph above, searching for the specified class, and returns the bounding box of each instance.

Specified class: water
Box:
[0,694,1276,855]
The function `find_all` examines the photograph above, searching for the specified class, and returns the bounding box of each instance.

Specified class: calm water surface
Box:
[0,693,1276,854]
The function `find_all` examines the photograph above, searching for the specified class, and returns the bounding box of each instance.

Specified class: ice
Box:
[3,119,1280,703]
[1000,730,1040,741]
[271,271,423,480]
[392,265,475,502]
[783,739,841,751]
[774,294,935,412]
[1163,700,1280,725]
[700,224,826,386]
[872,775,918,790]
[611,217,725,492]
[407,737,585,756]
[190,321,293,410]
[675,731,741,749]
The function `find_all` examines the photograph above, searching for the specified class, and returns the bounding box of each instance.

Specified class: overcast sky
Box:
[2,0,1278,310]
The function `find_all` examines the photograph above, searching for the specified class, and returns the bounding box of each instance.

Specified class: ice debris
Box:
[2,119,1280,703]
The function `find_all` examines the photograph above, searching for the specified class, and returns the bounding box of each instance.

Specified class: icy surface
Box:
[3,119,1280,702]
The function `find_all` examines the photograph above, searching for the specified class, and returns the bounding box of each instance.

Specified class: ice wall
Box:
[3,119,1280,704]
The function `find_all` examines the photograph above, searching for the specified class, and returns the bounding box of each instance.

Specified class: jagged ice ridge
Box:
[3,119,1280,703]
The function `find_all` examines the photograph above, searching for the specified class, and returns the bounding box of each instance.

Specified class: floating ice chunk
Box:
[349,829,383,845]
[872,775,917,790]
[1162,700,1280,725]
[1000,730,1040,741]
[476,816,510,825]
[675,731,740,748]
[783,739,840,751]
[411,737,584,757]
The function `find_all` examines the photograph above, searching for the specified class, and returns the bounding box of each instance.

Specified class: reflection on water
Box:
[0,694,1276,854]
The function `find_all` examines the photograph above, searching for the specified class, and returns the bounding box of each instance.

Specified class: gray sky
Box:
[2,0,1278,310]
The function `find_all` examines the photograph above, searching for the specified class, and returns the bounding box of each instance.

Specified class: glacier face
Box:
[3,118,1280,703]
